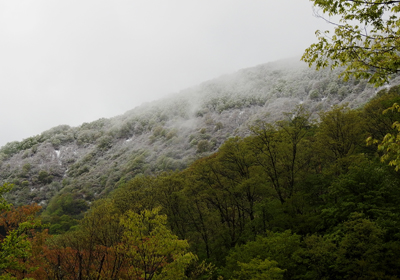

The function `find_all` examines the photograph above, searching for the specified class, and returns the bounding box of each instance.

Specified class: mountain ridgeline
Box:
[0,59,396,208]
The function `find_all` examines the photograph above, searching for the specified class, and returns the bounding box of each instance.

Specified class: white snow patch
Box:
[54,150,62,165]
[126,138,132,142]
[39,200,47,206]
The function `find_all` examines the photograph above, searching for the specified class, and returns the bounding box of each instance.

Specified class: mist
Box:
[0,0,331,147]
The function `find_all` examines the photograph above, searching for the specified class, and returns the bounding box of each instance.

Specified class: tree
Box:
[0,183,13,212]
[302,0,400,86]
[40,199,127,280]
[232,258,284,280]
[330,214,390,279]
[224,230,301,280]
[317,105,364,161]
[374,102,400,170]
[294,235,336,280]
[40,203,196,280]
[184,138,264,260]
[0,184,44,280]
[119,208,196,280]
[0,222,36,280]
[320,157,400,232]
[362,85,400,140]
[250,108,312,204]
[315,105,366,176]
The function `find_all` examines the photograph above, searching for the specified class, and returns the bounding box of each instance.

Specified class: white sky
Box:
[0,0,331,147]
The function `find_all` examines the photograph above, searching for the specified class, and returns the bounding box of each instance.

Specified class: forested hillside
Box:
[4,0,400,277]
[2,83,400,279]
[0,59,390,211]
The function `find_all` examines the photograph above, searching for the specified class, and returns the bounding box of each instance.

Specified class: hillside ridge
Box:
[0,58,395,206]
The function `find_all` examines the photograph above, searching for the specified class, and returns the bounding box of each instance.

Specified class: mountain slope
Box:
[0,58,394,206]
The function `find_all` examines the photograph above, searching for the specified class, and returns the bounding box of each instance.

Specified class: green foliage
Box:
[196,140,211,153]
[0,222,35,272]
[0,135,44,160]
[303,0,400,86]
[20,164,31,179]
[224,231,301,279]
[43,193,88,233]
[48,214,77,234]
[363,85,400,140]
[315,105,366,176]
[329,214,388,279]
[294,234,337,279]
[120,208,196,280]
[38,170,53,184]
[112,175,159,214]
[321,157,400,233]
[0,183,13,211]
[0,185,43,279]
[232,258,284,280]
[370,97,400,171]
[317,105,364,161]
[96,134,113,151]
[100,99,400,279]
[250,107,313,203]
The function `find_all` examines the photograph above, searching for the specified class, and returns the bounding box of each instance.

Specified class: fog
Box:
[0,0,332,147]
